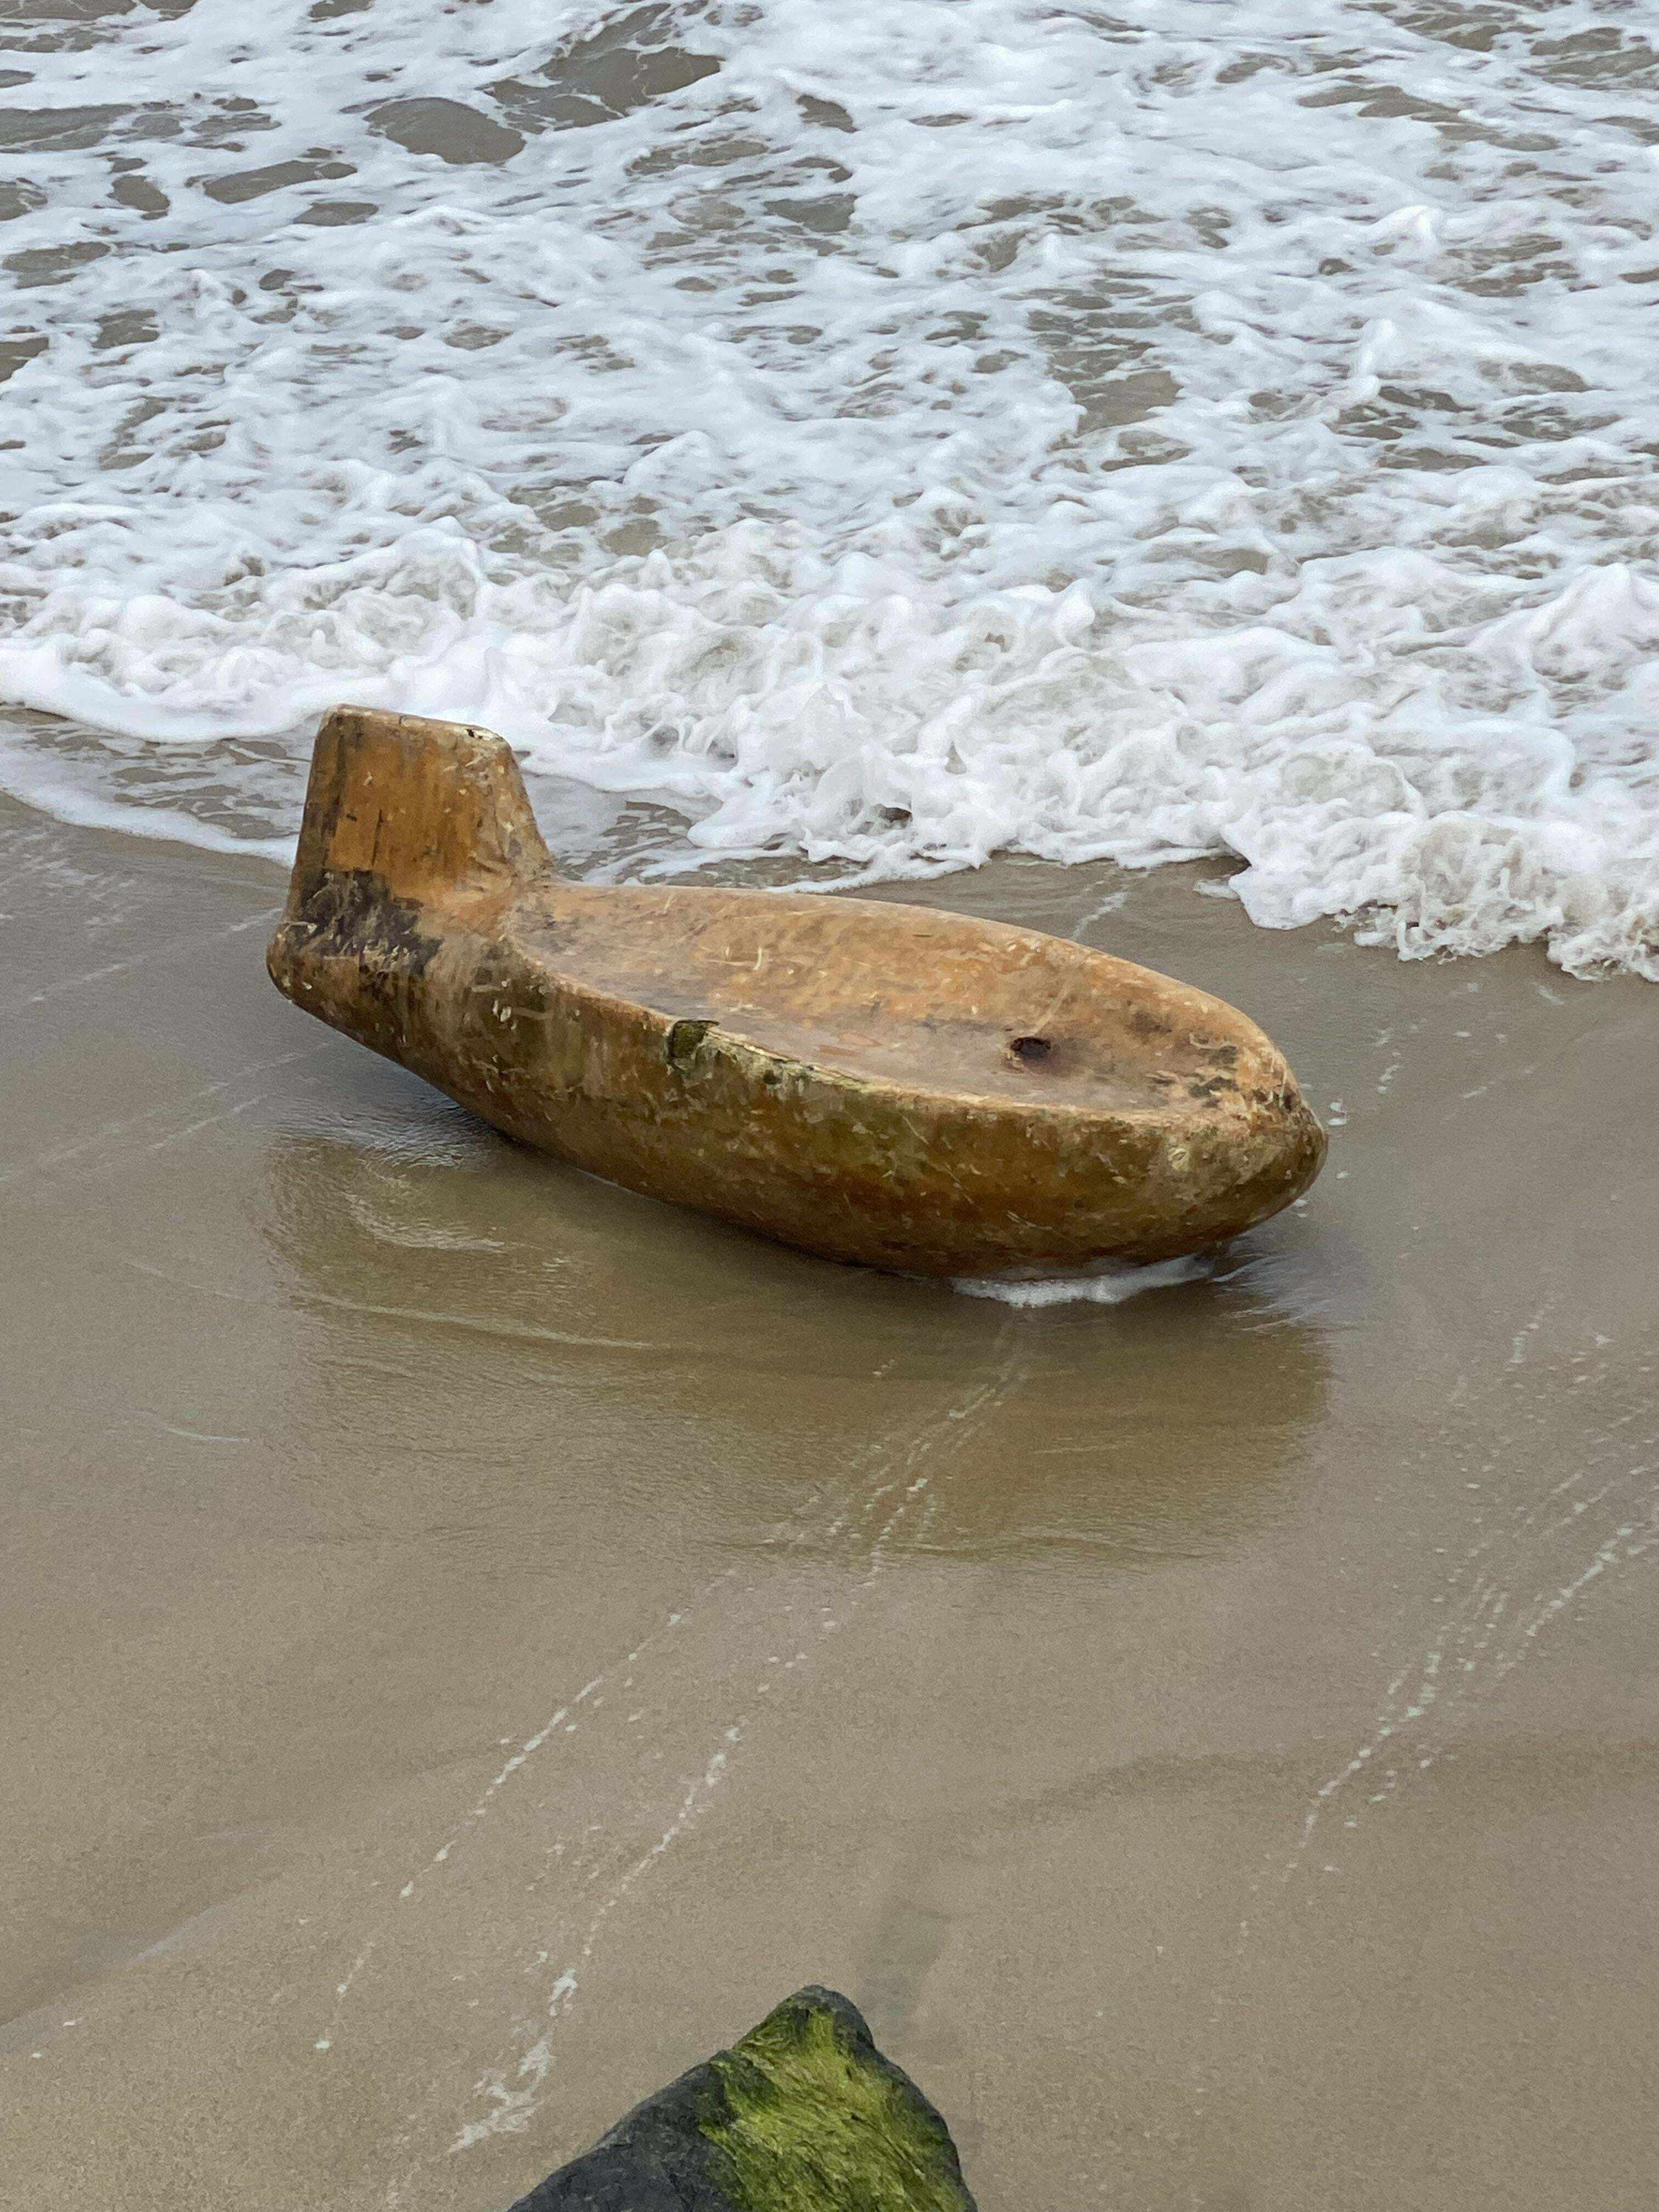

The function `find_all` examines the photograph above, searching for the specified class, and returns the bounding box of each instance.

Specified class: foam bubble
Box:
[952,1255,1212,1308]
[3,0,1658,973]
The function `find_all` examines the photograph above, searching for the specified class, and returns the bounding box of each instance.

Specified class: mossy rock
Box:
[506,1987,977,2212]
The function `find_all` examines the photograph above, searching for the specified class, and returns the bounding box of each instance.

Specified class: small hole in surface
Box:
[1009,1034,1052,1063]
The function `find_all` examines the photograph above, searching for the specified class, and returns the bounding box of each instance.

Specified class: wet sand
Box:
[3,788,1657,2211]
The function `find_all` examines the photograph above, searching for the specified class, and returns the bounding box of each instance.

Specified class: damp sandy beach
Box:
[5,0,1659,2204]
[4,787,1657,2210]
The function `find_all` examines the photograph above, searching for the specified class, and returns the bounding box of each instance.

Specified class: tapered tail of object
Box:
[281,705,551,923]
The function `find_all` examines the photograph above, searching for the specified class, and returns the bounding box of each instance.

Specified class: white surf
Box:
[3,0,1657,974]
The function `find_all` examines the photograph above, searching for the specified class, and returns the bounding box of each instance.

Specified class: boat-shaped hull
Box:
[268,709,1325,1277]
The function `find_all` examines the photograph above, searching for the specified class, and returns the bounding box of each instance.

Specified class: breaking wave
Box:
[3,0,1658,973]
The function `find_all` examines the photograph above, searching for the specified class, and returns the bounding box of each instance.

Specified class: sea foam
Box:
[952,1255,1212,1308]
[2,0,1658,973]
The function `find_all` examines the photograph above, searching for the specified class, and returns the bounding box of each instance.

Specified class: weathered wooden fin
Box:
[284,706,551,922]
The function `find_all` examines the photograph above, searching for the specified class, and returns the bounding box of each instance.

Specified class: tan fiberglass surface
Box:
[510,884,1268,1113]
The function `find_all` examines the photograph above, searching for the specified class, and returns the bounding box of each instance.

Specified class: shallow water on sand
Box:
[4,0,1659,970]
[3,793,1657,2209]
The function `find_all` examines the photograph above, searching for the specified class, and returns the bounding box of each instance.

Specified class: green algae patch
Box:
[505,1985,975,2212]
[701,1989,975,2212]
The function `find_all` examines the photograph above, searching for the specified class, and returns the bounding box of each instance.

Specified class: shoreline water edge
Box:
[3,0,1659,975]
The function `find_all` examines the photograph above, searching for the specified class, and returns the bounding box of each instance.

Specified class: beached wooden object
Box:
[267,708,1325,1277]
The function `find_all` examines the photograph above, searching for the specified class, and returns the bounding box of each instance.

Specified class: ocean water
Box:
[3,0,1658,973]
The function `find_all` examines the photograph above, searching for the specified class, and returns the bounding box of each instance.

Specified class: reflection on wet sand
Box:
[261,1132,1334,1576]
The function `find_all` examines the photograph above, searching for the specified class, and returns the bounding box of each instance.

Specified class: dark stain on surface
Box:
[667,1017,716,1068]
[292,868,442,976]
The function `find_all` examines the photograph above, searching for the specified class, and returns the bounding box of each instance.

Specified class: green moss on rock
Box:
[506,1987,975,2212]
[702,1990,974,2212]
